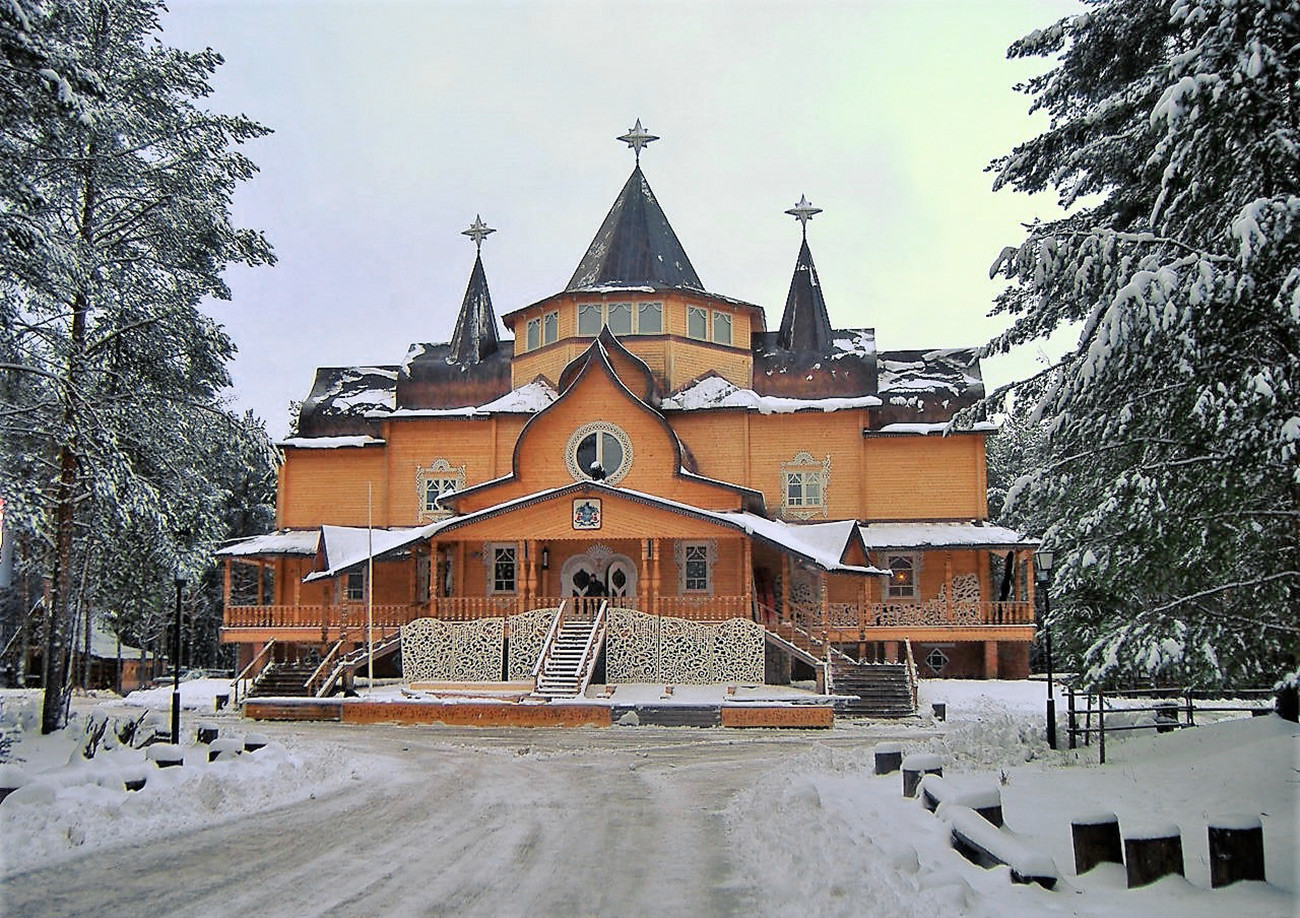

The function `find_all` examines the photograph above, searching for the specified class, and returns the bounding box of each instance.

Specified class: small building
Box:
[218,124,1039,693]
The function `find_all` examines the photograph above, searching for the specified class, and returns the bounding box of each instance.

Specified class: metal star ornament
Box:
[462,215,496,250]
[785,195,822,238]
[618,119,659,163]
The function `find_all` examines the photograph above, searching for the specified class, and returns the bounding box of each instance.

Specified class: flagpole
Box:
[367,481,374,695]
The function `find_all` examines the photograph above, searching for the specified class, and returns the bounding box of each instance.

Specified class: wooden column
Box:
[256,560,265,606]
[526,539,539,610]
[651,538,662,614]
[223,558,232,610]
[456,543,465,602]
[640,539,650,613]
[429,540,440,615]
[742,538,753,616]
[819,572,830,635]
[781,554,792,623]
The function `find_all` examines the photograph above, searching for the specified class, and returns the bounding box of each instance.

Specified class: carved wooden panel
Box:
[507,607,557,681]
[401,616,503,682]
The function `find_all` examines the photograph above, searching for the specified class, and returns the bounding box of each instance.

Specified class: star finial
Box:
[462,215,495,251]
[785,195,822,239]
[618,118,659,164]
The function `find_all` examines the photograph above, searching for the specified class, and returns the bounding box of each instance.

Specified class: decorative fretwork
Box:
[400,617,503,682]
[415,458,466,522]
[943,573,981,604]
[605,608,764,685]
[606,607,660,683]
[869,600,984,627]
[828,602,859,627]
[780,450,831,520]
[507,607,558,681]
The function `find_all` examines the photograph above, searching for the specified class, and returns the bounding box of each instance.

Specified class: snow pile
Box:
[121,678,235,713]
[0,704,394,874]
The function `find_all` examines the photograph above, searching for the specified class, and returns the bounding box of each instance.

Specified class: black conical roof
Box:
[777,238,833,353]
[448,252,500,365]
[567,165,703,291]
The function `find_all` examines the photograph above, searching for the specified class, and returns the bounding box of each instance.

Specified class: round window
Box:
[565,422,633,484]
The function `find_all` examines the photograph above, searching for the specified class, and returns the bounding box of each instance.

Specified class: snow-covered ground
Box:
[0,680,1294,917]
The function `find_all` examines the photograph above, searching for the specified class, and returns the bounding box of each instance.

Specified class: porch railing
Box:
[791,600,1034,632]
[225,603,427,629]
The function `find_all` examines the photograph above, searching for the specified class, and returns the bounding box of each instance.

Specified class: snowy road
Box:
[5,723,904,918]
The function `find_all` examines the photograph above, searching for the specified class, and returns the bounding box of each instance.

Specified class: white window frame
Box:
[686,305,708,341]
[712,310,732,345]
[885,553,920,601]
[344,570,366,602]
[416,459,466,522]
[780,451,831,519]
[542,310,558,345]
[486,542,519,595]
[526,317,540,351]
[636,301,663,334]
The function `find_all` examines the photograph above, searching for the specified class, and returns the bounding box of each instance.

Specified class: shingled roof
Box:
[447,251,501,365]
[567,165,704,292]
[777,238,834,353]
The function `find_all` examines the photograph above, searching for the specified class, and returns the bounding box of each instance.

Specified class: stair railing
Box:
[318,630,404,696]
[305,640,344,697]
[531,600,568,690]
[903,638,919,713]
[233,639,275,707]
[574,600,608,697]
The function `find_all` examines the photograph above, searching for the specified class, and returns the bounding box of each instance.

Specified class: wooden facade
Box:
[220,150,1039,684]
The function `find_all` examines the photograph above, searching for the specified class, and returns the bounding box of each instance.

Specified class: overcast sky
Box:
[161,0,1081,439]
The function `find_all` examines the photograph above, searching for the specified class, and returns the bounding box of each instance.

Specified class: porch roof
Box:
[216,529,322,558]
[303,482,889,581]
[858,521,1037,551]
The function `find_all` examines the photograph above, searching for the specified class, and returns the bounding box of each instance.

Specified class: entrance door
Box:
[604,557,637,600]
[560,550,637,601]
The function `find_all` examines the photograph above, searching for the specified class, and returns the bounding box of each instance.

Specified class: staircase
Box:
[247,662,318,698]
[534,616,604,699]
[830,661,915,718]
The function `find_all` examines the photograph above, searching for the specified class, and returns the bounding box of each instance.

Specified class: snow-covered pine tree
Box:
[987,0,1299,687]
[0,0,273,731]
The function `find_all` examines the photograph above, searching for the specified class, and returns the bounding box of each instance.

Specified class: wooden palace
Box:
[218,123,1040,707]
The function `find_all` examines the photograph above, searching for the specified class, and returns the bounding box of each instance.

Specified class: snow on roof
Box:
[877,348,982,398]
[87,623,149,659]
[663,375,881,413]
[310,366,398,416]
[830,328,876,358]
[571,284,658,294]
[216,530,321,557]
[305,484,885,580]
[278,435,385,449]
[858,521,1037,550]
[874,421,999,435]
[386,379,557,419]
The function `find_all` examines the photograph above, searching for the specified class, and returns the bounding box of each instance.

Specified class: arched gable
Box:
[449,337,759,514]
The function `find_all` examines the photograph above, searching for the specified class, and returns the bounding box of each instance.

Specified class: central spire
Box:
[778,195,834,353]
[566,121,703,292]
[448,216,501,365]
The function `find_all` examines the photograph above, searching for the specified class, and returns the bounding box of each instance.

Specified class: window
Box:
[416,459,466,522]
[526,317,540,351]
[712,311,732,345]
[687,305,708,340]
[886,554,918,600]
[780,451,830,519]
[578,302,603,336]
[564,421,634,484]
[542,310,558,345]
[345,570,365,602]
[488,543,517,594]
[606,302,633,335]
[676,540,716,594]
[637,302,662,334]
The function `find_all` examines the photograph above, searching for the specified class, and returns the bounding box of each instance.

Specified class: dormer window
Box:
[577,301,660,337]
[638,302,663,334]
[525,310,558,352]
[607,302,633,335]
[687,305,733,344]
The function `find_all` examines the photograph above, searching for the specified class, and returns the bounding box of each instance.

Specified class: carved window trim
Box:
[674,539,717,595]
[780,451,831,519]
[416,458,466,522]
[564,421,633,485]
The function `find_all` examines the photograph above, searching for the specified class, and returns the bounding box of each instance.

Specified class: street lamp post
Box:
[1035,549,1056,750]
[171,573,186,744]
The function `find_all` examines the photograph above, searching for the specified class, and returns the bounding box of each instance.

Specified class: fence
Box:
[1064,686,1274,763]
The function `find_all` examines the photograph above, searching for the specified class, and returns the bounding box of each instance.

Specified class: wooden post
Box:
[223,558,232,611]
[742,538,753,616]
[1098,689,1107,764]
[651,538,661,615]
[1124,826,1184,888]
[1072,812,1123,874]
[901,753,942,798]
[1208,815,1265,887]
[1067,686,1077,750]
[873,742,903,775]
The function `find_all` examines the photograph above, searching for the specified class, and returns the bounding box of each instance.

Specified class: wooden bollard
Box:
[1153,701,1179,733]
[1208,814,1265,888]
[1072,812,1123,874]
[208,737,243,762]
[145,744,185,769]
[874,742,903,775]
[901,752,942,798]
[1124,825,1183,888]
[196,722,218,745]
[244,732,269,753]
